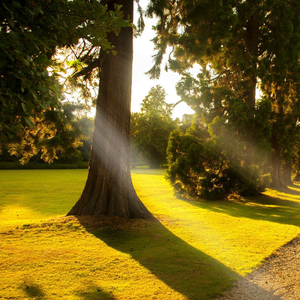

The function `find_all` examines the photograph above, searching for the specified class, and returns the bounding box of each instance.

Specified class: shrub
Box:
[166,123,269,200]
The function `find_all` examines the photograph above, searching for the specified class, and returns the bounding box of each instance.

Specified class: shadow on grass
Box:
[20,277,116,300]
[174,184,300,228]
[75,216,280,300]
[77,287,116,300]
[20,281,45,299]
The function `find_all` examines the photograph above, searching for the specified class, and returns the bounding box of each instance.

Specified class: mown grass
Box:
[1,169,300,299]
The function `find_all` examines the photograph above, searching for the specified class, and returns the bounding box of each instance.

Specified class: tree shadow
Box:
[277,183,300,196]
[19,278,116,300]
[20,281,46,299]
[77,286,116,300]
[75,216,281,300]
[177,184,300,228]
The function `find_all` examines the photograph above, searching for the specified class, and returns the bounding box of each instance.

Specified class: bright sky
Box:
[131,3,194,119]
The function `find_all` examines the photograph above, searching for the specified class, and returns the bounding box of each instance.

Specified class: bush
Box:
[166,124,268,200]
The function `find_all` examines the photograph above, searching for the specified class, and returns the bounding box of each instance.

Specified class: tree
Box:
[167,104,271,200]
[67,0,154,219]
[130,85,177,168]
[1,0,153,218]
[148,0,300,198]
[130,112,141,168]
[258,0,300,187]
[0,0,127,163]
[76,116,94,162]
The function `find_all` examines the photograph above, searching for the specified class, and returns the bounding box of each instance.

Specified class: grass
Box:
[0,170,86,229]
[1,169,300,299]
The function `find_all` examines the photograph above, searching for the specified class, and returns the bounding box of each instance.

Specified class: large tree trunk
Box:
[68,0,153,219]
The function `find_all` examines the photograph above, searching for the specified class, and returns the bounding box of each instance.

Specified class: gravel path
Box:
[218,236,300,300]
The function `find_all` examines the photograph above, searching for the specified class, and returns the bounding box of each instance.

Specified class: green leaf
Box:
[36,85,48,92]
[26,101,35,114]
[21,58,30,67]
[36,7,44,14]
[15,123,24,131]
[40,101,48,110]
[27,8,35,16]
[12,1,22,9]
[29,89,38,101]
[36,54,48,64]
[24,116,35,127]
[21,102,28,114]
[99,38,112,49]
[2,2,10,11]
[7,18,15,28]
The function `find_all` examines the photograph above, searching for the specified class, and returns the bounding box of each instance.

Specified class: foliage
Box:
[148,0,300,197]
[4,103,90,164]
[0,0,129,162]
[130,86,177,168]
[75,116,94,162]
[167,115,271,200]
[0,107,94,164]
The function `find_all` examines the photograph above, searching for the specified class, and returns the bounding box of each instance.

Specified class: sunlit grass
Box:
[1,169,300,299]
[133,171,300,274]
[0,170,86,229]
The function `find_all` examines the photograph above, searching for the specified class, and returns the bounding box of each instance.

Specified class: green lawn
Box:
[1,169,300,299]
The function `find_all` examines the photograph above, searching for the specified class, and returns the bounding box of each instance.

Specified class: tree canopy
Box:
[148,0,300,198]
[0,0,129,162]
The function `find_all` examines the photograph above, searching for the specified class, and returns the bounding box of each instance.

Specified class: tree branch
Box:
[72,58,101,79]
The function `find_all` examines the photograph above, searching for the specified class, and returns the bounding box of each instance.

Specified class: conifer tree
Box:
[148,0,300,197]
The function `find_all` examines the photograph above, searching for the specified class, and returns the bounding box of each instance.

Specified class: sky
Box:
[131,2,194,119]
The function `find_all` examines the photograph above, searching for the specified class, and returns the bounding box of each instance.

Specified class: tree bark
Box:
[293,172,300,182]
[68,0,154,219]
[270,138,285,188]
[245,12,259,113]
[283,161,293,185]
[244,11,259,166]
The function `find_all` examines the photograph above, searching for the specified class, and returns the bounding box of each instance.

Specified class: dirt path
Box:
[218,236,300,300]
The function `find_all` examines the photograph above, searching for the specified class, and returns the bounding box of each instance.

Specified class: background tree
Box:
[0,103,94,165]
[76,116,94,163]
[130,112,142,168]
[258,0,300,186]
[148,0,300,198]
[130,85,177,168]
